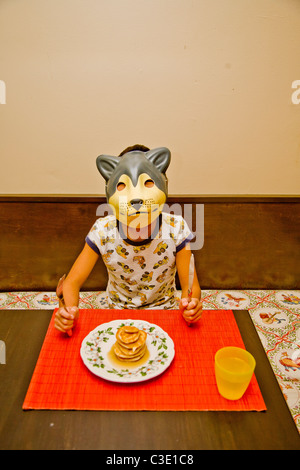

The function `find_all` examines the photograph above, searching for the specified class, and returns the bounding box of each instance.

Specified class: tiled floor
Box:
[1,289,299,433]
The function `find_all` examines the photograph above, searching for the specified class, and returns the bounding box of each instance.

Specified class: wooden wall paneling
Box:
[0,196,299,291]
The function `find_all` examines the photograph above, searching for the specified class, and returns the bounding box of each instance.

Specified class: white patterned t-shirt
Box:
[85,212,193,309]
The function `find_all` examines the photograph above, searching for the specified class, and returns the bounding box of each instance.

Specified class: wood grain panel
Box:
[0,196,299,290]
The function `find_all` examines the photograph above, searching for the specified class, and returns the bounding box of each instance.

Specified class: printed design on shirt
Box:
[120,275,137,286]
[133,244,150,253]
[153,256,169,269]
[156,269,168,283]
[165,286,175,297]
[104,219,117,230]
[153,241,168,255]
[119,282,134,294]
[106,263,116,272]
[140,271,153,282]
[133,256,146,269]
[101,235,115,246]
[102,250,114,263]
[138,284,155,291]
[117,262,134,273]
[165,215,176,227]
[137,292,147,303]
[116,245,129,259]
[110,291,121,303]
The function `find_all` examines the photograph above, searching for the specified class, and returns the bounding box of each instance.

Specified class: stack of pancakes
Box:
[113,325,147,362]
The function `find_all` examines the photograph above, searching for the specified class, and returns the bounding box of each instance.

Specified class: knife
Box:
[188,253,195,301]
[186,253,195,327]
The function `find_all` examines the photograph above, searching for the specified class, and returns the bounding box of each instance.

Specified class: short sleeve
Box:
[161,214,193,253]
[85,234,100,255]
[85,216,116,256]
[174,216,193,252]
[85,224,101,255]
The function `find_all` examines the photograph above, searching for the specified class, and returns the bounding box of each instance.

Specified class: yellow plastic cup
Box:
[215,346,256,400]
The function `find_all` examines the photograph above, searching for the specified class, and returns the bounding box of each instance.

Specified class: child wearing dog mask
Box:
[55,145,202,334]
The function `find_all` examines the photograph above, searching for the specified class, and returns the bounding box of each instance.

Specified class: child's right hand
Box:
[54,306,79,334]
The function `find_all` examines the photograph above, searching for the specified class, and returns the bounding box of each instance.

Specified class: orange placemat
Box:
[23,309,266,411]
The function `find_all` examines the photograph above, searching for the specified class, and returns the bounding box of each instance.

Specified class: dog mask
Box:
[96,147,171,228]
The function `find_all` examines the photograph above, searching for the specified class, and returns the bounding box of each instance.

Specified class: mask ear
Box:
[96,155,120,182]
[146,147,171,174]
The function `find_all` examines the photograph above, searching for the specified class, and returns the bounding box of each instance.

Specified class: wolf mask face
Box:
[96,147,171,228]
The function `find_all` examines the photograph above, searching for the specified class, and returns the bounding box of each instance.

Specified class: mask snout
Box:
[130,198,144,211]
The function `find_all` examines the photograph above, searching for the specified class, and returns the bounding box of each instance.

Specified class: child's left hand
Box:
[179,298,203,324]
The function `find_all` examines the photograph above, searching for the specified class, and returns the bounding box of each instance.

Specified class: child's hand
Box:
[179,298,203,324]
[54,306,79,334]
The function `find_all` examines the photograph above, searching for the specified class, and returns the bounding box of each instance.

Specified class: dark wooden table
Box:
[0,309,299,450]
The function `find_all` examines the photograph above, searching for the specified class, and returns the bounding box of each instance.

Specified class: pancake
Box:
[113,325,148,362]
[117,330,147,351]
[116,341,145,357]
[113,342,147,362]
[116,326,141,345]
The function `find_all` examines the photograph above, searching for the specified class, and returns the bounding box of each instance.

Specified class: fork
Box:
[56,274,72,337]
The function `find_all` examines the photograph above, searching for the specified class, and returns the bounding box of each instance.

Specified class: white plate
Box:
[80,319,175,383]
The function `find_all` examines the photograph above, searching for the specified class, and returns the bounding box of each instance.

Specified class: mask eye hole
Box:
[117,182,126,191]
[144,179,154,188]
